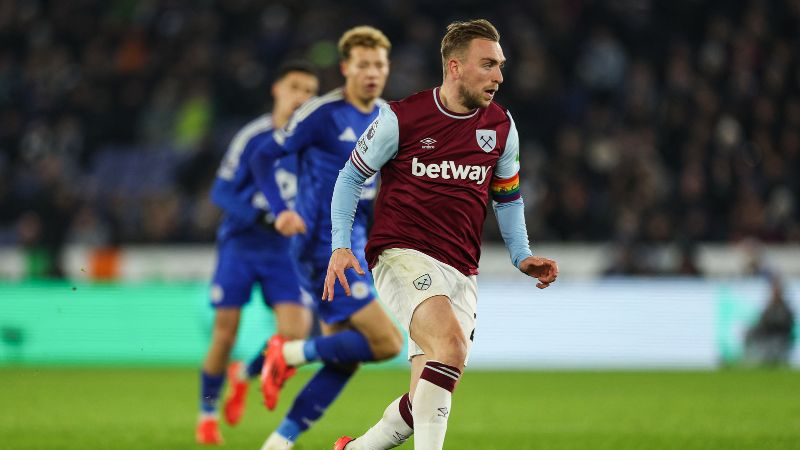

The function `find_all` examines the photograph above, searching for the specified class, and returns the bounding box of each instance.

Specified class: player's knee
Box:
[390,326,404,355]
[284,330,308,340]
[370,329,403,361]
[274,305,312,340]
[277,322,310,341]
[213,312,240,349]
[436,333,468,368]
[383,330,404,360]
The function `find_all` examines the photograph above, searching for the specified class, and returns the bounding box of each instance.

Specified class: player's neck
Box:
[343,86,376,113]
[438,83,473,114]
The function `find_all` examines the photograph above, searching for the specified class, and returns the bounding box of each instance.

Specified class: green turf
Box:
[0,368,798,449]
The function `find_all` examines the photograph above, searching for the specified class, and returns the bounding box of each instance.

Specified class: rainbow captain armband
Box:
[490,173,521,203]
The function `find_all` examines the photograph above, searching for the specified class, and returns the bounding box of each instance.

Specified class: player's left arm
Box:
[491,113,558,289]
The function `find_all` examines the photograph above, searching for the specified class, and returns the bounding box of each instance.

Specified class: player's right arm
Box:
[250,113,316,236]
[211,178,270,227]
[323,105,399,301]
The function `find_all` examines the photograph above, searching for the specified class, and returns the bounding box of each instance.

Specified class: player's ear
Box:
[340,60,348,77]
[447,58,461,80]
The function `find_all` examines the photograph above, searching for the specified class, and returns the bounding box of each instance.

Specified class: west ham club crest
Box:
[476,129,496,152]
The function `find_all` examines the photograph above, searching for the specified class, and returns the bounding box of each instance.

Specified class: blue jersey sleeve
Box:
[252,112,316,215]
[491,112,532,268]
[331,105,399,250]
[495,112,520,179]
[212,137,262,224]
[493,199,533,269]
[347,105,399,177]
[211,177,261,225]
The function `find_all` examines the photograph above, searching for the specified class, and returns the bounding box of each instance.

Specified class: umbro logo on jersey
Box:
[338,127,358,142]
[476,129,496,152]
[413,274,431,290]
[420,137,436,149]
[411,157,490,185]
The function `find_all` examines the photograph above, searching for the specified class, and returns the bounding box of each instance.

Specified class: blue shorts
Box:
[293,256,376,324]
[210,241,302,309]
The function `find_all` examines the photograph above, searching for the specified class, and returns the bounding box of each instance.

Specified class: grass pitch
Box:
[0,367,798,449]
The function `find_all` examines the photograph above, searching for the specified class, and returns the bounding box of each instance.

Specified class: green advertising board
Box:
[0,281,408,367]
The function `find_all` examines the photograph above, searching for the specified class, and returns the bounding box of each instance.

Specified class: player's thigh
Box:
[348,299,401,344]
[408,295,465,356]
[210,244,257,308]
[451,275,478,348]
[372,248,453,333]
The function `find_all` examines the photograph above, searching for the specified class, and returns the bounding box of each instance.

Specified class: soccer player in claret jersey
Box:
[326,19,558,450]
[195,61,318,445]
[251,26,403,450]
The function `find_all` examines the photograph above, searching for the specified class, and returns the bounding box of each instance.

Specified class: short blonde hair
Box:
[440,19,500,69]
[338,26,392,60]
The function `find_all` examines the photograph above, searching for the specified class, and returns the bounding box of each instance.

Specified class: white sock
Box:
[282,340,308,366]
[199,411,218,421]
[236,361,248,379]
[260,431,294,450]
[348,394,414,449]
[411,361,460,450]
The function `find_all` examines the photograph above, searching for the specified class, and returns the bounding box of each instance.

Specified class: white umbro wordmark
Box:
[411,157,490,185]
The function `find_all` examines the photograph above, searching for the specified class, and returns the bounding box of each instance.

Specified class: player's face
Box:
[272,71,319,116]
[456,39,505,110]
[341,46,390,104]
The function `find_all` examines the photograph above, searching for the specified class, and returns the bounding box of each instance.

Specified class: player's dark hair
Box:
[275,60,318,81]
[338,26,392,60]
[440,19,500,74]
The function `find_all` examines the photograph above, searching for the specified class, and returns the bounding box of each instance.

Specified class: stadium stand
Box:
[1,0,798,277]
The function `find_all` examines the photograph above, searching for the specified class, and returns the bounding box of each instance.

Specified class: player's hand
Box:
[323,248,365,302]
[274,211,306,236]
[519,256,558,289]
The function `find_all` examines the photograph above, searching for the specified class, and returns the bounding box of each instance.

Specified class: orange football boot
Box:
[223,361,248,425]
[195,417,223,445]
[333,436,356,450]
[260,335,297,410]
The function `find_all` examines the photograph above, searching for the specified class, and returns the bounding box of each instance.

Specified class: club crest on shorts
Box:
[210,284,224,303]
[413,274,431,290]
[350,281,370,300]
[476,129,496,152]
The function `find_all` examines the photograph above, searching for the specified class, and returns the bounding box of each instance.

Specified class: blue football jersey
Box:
[253,88,379,263]
[212,114,297,253]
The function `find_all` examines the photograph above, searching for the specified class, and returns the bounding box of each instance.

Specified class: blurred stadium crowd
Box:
[1,0,799,276]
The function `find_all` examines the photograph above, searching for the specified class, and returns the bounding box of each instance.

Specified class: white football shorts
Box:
[372,248,477,364]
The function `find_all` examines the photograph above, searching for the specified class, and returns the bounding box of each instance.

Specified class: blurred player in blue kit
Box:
[251,26,403,450]
[196,61,319,445]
